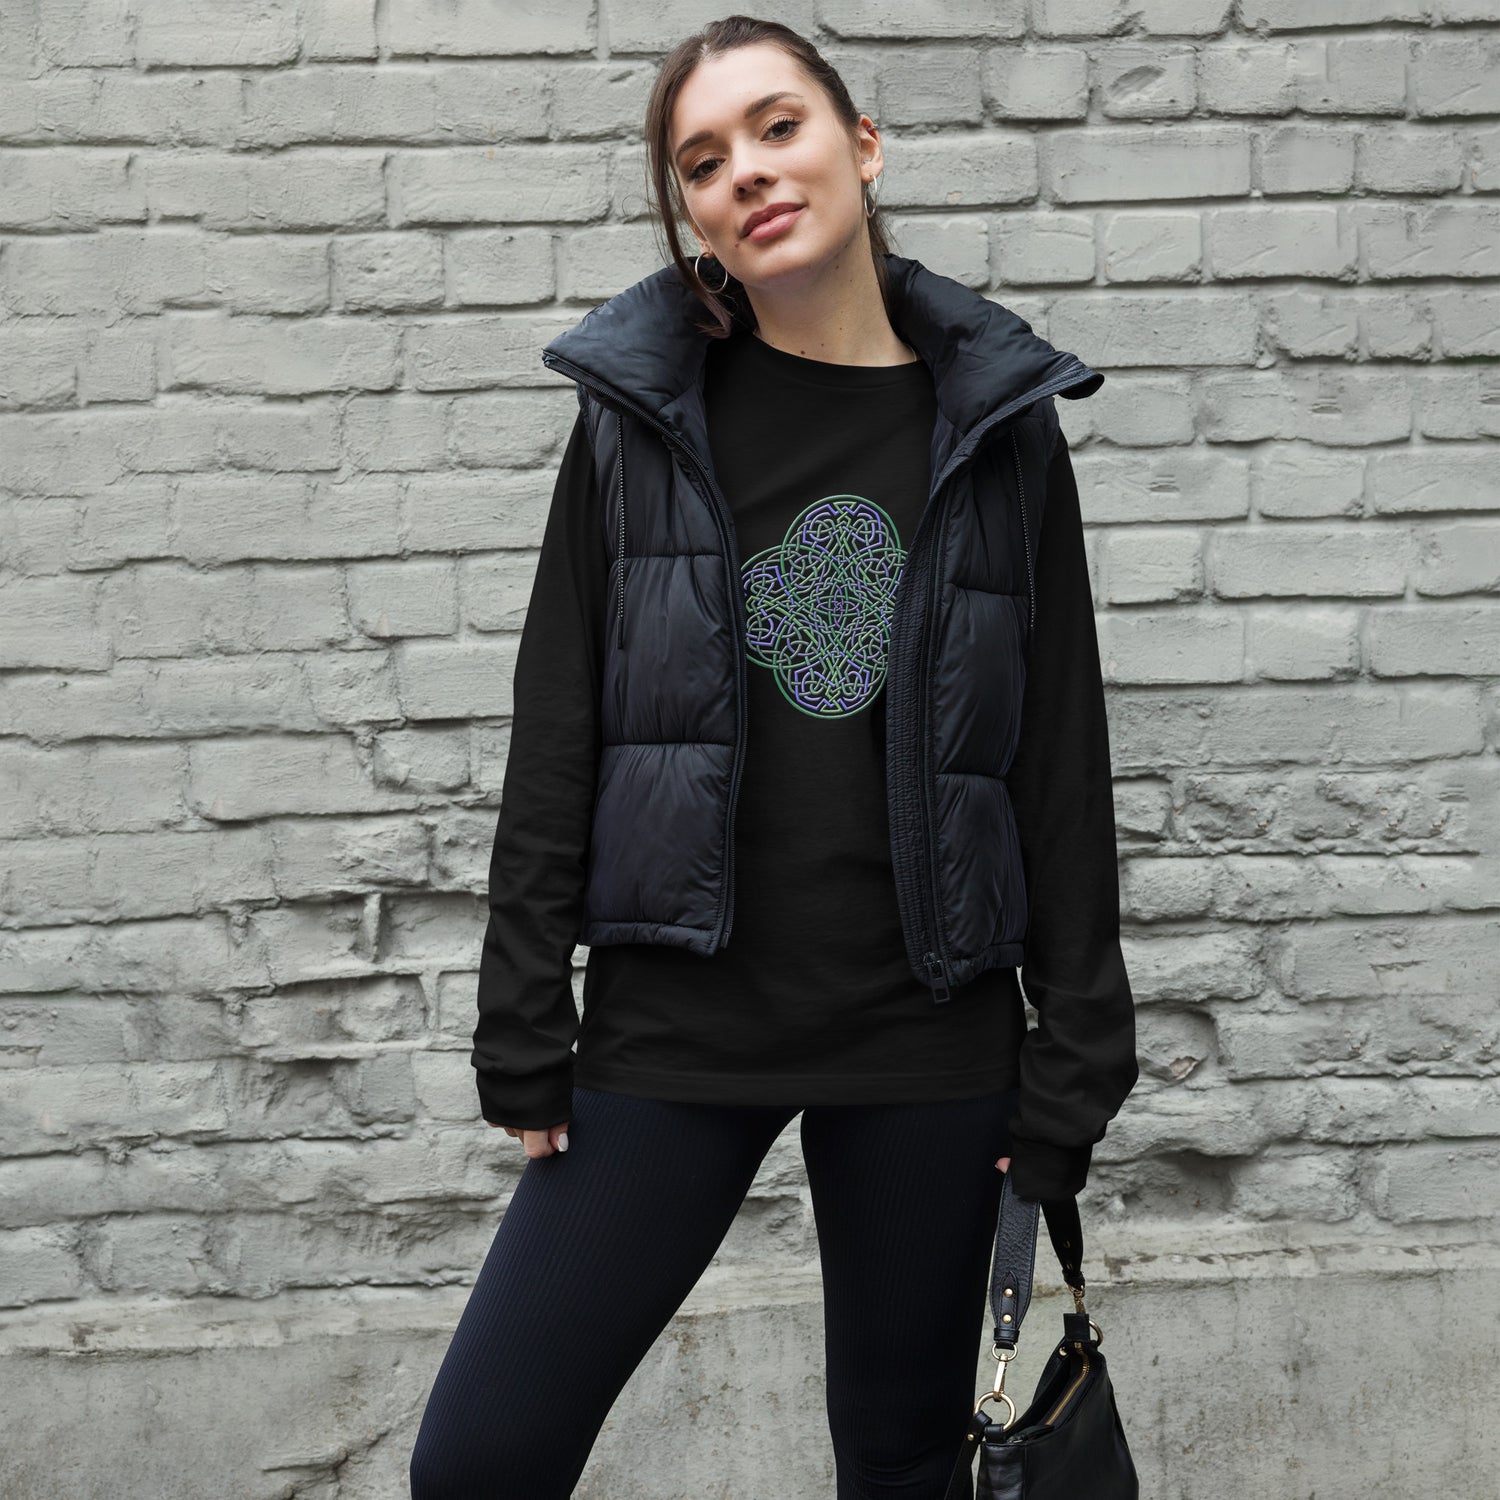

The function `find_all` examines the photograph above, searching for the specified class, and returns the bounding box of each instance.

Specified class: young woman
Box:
[410,16,1137,1499]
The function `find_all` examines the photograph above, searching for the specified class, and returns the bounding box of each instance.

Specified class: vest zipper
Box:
[540,348,746,950]
[919,488,954,1004]
[896,361,1096,1002]
[615,417,627,650]
[1010,428,1034,637]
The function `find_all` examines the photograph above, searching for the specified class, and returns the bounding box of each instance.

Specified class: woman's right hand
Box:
[489,1120,570,1158]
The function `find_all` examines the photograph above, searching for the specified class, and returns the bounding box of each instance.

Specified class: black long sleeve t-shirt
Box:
[472,327,1137,1202]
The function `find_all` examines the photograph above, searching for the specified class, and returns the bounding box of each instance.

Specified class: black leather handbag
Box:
[942,1173,1138,1500]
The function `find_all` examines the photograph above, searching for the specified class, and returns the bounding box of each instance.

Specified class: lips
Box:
[742,202,803,238]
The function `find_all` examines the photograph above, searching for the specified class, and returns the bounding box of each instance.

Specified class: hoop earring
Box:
[864,173,881,218]
[694,250,730,292]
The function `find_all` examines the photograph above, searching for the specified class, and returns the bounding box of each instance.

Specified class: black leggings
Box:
[408,1083,1017,1500]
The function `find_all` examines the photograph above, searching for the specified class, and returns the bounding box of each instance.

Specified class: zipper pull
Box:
[924,952,951,1003]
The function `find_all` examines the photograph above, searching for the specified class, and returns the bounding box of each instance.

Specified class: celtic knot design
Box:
[740,495,907,718]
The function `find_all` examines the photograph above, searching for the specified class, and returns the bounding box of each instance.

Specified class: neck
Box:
[743,243,917,367]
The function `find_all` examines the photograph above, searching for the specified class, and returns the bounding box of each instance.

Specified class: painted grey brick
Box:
[1359,202,1500,278]
[1291,37,1410,116]
[1262,290,1359,359]
[1096,609,1246,684]
[549,62,656,138]
[302,0,379,62]
[819,0,1025,38]
[387,0,593,56]
[1369,448,1500,513]
[1050,292,1259,366]
[1101,212,1203,282]
[1242,0,1427,24]
[1246,607,1363,680]
[560,222,679,300]
[163,314,401,396]
[1259,124,1356,195]
[449,228,556,306]
[1085,375,1196,445]
[1072,451,1251,522]
[983,47,1090,120]
[1368,604,1500,676]
[1094,45,1197,120]
[1428,288,1500,357]
[1360,294,1434,359]
[1206,206,1354,280]
[390,146,612,224]
[429,65,552,142]
[1411,37,1500,117]
[1031,0,1134,37]
[347,561,459,639]
[994,213,1095,284]
[144,152,386,230]
[240,68,440,147]
[885,134,1038,205]
[1048,128,1251,202]
[207,236,332,314]
[1198,369,1412,445]
[1469,124,1500,190]
[877,48,984,126]
[1410,368,1500,439]
[1356,128,1465,194]
[888,215,990,287]
[1211,528,1409,598]
[20,72,243,145]
[1414,522,1500,595]
[1101,528,1204,604]
[34,0,137,67]
[332,233,445,311]
[1133,0,1236,34]
[135,0,298,68]
[0,149,143,229]
[1198,44,1297,116]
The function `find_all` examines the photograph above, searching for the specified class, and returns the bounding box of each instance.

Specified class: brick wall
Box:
[2,1,1498,1491]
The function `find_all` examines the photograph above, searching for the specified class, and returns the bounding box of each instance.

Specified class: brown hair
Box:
[643,14,897,338]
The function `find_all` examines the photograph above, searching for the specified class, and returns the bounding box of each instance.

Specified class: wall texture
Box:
[1,2,1497,1497]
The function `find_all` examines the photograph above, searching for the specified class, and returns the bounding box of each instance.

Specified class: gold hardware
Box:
[1001,1313,1012,1322]
[1070,1285,1088,1317]
[1004,1287,1014,1297]
[1043,1341,1091,1426]
[973,1388,1017,1429]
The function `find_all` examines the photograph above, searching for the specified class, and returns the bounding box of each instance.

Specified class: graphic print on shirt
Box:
[740,494,906,718]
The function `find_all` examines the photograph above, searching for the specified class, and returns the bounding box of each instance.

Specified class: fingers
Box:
[487,1121,573,1158]
[995,1155,1011,1173]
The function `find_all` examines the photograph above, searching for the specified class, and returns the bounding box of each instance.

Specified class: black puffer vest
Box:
[540,253,1102,1002]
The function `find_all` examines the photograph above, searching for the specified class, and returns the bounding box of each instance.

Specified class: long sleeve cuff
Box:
[1005,1131,1093,1202]
[473,1054,575,1130]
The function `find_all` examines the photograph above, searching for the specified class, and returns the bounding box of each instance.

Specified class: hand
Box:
[489,1120,570,1158]
[994,1155,1011,1173]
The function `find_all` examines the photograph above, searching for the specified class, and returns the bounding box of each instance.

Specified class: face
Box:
[669,41,882,291]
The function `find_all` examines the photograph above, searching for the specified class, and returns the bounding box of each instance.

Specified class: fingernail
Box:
[558,1132,569,1151]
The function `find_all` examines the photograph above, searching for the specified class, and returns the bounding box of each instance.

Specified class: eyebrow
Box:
[673,91,807,167]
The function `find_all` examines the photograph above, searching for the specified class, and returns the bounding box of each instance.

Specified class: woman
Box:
[410,15,1137,1499]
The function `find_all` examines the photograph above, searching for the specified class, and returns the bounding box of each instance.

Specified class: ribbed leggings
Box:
[408,1083,1017,1500]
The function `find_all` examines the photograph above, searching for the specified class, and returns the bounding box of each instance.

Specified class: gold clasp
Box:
[972,1345,1019,1429]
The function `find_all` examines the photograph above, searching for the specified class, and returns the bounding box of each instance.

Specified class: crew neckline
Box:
[724,327,930,391]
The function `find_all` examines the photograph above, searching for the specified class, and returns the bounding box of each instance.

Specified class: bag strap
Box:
[989,1172,1086,1352]
[941,1177,1094,1500]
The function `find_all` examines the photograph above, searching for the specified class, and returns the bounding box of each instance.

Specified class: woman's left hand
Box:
[994,1155,1010,1173]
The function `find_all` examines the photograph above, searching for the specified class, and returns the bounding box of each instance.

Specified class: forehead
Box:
[671,42,812,144]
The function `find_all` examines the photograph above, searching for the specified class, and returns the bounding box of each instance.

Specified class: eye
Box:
[686,114,800,183]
